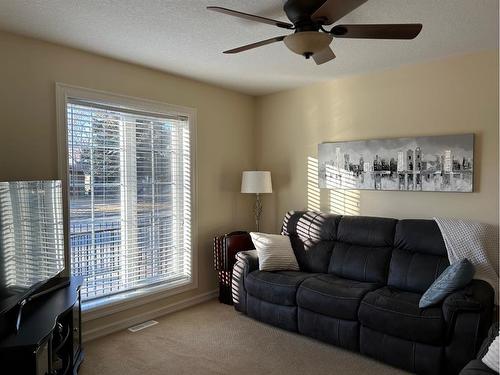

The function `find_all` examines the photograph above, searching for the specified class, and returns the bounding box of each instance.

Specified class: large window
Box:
[60,86,195,305]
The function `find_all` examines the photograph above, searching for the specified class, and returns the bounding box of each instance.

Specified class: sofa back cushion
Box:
[388,219,450,293]
[328,216,397,284]
[282,211,341,273]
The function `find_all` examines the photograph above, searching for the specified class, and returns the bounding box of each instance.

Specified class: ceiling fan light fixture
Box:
[284,31,333,58]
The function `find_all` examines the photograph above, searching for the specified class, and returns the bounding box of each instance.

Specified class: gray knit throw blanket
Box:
[434,217,499,304]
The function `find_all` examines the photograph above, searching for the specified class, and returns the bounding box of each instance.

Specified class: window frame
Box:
[56,83,198,318]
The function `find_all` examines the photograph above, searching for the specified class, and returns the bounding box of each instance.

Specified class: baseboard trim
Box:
[82,289,218,342]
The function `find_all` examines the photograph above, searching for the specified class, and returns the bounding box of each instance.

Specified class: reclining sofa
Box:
[232,211,495,375]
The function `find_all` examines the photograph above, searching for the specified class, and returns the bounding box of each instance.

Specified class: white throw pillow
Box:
[482,334,499,373]
[250,232,299,272]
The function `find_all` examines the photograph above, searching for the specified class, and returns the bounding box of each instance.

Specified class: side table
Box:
[213,231,255,305]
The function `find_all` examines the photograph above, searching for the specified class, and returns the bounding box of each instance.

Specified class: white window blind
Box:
[66,98,192,302]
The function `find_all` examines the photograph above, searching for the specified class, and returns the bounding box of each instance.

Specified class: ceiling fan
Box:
[207,0,422,65]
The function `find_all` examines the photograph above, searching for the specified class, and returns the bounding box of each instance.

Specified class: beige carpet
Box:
[79,300,410,375]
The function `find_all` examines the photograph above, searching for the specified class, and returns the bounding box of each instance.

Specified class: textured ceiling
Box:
[0,0,498,95]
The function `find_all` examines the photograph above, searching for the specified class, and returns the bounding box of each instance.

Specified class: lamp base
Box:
[254,193,263,232]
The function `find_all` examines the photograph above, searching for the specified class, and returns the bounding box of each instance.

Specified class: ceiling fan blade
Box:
[223,36,287,54]
[207,6,294,29]
[313,47,336,65]
[312,0,368,26]
[331,24,423,39]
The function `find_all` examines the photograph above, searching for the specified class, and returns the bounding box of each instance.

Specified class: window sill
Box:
[81,276,196,322]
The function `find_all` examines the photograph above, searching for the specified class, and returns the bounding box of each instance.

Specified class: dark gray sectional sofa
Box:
[232,211,495,375]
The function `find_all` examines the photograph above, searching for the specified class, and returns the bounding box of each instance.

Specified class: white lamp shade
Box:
[241,171,272,194]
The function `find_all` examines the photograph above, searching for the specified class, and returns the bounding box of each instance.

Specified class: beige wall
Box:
[256,50,499,255]
[0,31,256,333]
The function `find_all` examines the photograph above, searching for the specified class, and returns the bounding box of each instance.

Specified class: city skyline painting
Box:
[318,134,474,192]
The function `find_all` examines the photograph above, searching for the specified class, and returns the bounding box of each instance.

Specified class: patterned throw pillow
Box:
[482,334,499,373]
[250,232,299,272]
[419,259,475,308]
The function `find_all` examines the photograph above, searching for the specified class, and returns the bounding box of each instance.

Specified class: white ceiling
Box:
[0,0,498,95]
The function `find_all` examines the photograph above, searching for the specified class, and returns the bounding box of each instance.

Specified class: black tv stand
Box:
[28,276,71,302]
[0,276,84,374]
[13,277,71,334]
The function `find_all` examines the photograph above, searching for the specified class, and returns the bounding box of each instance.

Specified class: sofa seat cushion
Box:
[246,270,315,306]
[297,275,379,320]
[358,286,445,345]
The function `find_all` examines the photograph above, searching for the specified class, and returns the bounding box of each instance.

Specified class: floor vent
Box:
[128,320,159,333]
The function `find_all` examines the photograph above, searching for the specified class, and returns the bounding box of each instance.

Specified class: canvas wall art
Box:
[318,134,474,192]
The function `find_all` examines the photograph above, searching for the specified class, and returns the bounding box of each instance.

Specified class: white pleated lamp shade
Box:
[241,171,272,194]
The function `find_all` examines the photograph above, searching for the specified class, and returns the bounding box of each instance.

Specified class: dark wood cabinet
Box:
[213,231,254,305]
[0,277,84,374]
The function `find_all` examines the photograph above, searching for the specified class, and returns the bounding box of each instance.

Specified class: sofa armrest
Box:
[231,250,259,313]
[443,280,495,374]
[477,322,500,359]
[235,250,259,272]
[443,280,495,323]
[459,359,497,375]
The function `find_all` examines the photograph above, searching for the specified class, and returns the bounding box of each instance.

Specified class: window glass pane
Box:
[67,100,192,302]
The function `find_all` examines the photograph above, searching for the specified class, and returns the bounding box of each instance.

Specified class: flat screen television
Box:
[0,180,66,323]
